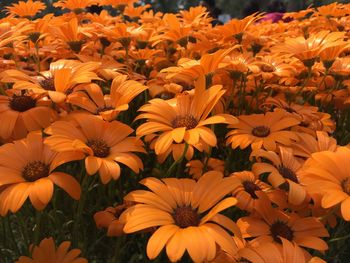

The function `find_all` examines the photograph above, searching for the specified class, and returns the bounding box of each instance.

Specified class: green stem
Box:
[329,232,350,243]
[33,210,43,247]
[72,173,89,247]
[166,143,189,177]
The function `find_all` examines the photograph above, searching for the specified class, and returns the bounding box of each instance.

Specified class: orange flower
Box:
[0,90,57,140]
[100,0,138,7]
[314,2,350,17]
[274,31,345,66]
[239,238,326,263]
[50,17,94,53]
[2,60,101,104]
[45,114,145,184]
[0,132,82,215]
[226,109,300,151]
[15,237,87,263]
[94,203,131,237]
[237,194,329,252]
[300,147,350,221]
[261,97,320,125]
[214,13,263,43]
[231,171,278,212]
[54,0,99,11]
[6,0,46,18]
[120,171,241,262]
[162,47,236,84]
[329,57,350,79]
[292,131,337,159]
[68,75,147,121]
[136,76,237,160]
[253,55,297,82]
[251,146,307,205]
[186,157,224,179]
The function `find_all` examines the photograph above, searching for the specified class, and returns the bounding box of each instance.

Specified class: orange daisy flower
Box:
[136,76,237,159]
[6,0,46,18]
[186,157,224,179]
[0,132,82,215]
[120,171,241,262]
[251,146,307,205]
[215,13,263,43]
[261,97,320,125]
[45,114,145,184]
[15,237,87,263]
[231,171,280,212]
[237,194,329,252]
[274,31,345,67]
[292,131,337,159]
[300,147,350,221]
[2,60,101,104]
[50,17,94,53]
[0,90,57,140]
[94,202,131,237]
[53,0,99,12]
[226,109,300,151]
[68,75,147,121]
[162,47,236,84]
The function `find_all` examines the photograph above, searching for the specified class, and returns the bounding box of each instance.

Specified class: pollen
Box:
[172,115,198,130]
[22,161,50,182]
[9,95,36,112]
[173,206,200,228]
[87,139,110,158]
[252,125,270,137]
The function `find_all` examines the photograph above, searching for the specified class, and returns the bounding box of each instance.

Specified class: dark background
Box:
[1,0,350,18]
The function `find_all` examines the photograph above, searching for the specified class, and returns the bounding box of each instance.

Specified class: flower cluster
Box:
[0,0,350,262]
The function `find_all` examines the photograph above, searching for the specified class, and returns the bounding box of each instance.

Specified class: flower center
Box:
[9,95,36,112]
[172,115,198,129]
[40,77,55,91]
[28,32,41,43]
[242,181,261,199]
[22,161,50,182]
[173,206,200,228]
[278,166,299,183]
[341,178,350,195]
[260,64,274,72]
[252,125,270,137]
[67,40,84,53]
[270,221,294,243]
[87,139,110,158]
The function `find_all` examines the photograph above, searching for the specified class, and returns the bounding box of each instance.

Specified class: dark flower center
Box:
[9,95,36,112]
[40,77,55,91]
[270,221,294,243]
[260,64,274,72]
[28,32,41,43]
[242,181,261,199]
[67,40,84,53]
[173,206,200,228]
[22,161,50,182]
[341,178,350,195]
[172,115,198,129]
[252,125,270,137]
[87,139,110,158]
[278,166,299,183]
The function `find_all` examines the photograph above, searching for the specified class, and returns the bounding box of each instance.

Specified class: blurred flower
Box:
[15,237,87,263]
